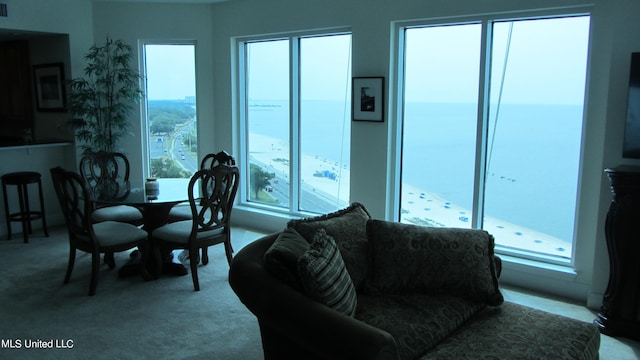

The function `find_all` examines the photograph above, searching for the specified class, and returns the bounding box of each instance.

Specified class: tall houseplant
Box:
[69,37,143,155]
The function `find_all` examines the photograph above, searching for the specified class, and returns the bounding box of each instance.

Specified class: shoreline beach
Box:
[400,183,572,257]
[249,133,350,208]
[249,133,572,258]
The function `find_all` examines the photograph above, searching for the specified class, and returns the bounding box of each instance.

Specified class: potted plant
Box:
[69,37,143,155]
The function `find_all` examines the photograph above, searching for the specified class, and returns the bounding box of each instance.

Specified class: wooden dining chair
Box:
[167,150,236,222]
[79,152,144,268]
[167,151,236,265]
[79,152,144,225]
[200,150,236,169]
[151,164,240,291]
[50,167,149,296]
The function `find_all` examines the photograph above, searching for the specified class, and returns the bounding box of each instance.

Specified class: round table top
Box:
[91,178,190,206]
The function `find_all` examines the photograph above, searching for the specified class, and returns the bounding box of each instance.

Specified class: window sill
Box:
[498,254,588,302]
[232,204,294,233]
[231,205,589,303]
[499,253,577,278]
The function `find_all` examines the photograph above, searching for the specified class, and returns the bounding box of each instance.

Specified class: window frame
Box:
[139,39,199,180]
[236,28,352,217]
[392,8,592,268]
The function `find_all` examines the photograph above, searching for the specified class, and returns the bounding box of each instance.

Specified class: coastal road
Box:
[265,172,345,214]
[149,120,198,174]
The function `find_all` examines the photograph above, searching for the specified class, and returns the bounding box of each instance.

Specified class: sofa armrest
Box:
[229,233,398,360]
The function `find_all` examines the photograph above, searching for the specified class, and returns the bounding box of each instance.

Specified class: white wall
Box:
[205,0,640,305]
[91,2,215,185]
[0,0,94,78]
[588,0,640,308]
[0,0,94,230]
[4,0,640,306]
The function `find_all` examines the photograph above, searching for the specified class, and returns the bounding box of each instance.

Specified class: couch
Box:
[229,203,600,359]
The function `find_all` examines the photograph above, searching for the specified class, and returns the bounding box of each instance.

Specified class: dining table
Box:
[91,178,191,278]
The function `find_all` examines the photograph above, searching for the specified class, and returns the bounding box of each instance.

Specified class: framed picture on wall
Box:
[33,62,66,112]
[352,76,384,122]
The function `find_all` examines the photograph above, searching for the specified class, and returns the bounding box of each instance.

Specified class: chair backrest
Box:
[79,152,131,201]
[200,151,236,170]
[188,164,240,237]
[50,167,95,242]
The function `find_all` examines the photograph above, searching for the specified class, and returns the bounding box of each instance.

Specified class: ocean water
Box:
[249,100,351,166]
[249,100,583,242]
[403,102,582,241]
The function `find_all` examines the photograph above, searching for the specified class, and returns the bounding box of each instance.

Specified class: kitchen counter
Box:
[0,140,72,151]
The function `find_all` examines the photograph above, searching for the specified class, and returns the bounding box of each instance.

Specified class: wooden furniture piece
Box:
[167,151,237,265]
[200,150,236,169]
[50,167,149,296]
[80,152,144,268]
[151,165,240,291]
[595,166,640,340]
[90,178,188,234]
[89,177,189,277]
[79,152,143,225]
[167,150,236,222]
[1,171,49,243]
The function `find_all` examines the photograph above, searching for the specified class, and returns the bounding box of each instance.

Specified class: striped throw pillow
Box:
[297,228,357,317]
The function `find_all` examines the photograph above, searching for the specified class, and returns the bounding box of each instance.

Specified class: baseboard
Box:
[587,292,604,310]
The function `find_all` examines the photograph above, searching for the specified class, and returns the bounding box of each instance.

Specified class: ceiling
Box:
[0,0,231,40]
[93,0,229,3]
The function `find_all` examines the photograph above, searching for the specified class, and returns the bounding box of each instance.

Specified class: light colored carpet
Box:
[0,226,267,360]
[1,226,639,359]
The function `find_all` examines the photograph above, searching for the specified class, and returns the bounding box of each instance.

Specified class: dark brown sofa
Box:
[229,204,600,359]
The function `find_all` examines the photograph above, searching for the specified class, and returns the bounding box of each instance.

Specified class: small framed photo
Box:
[352,76,384,122]
[33,62,66,112]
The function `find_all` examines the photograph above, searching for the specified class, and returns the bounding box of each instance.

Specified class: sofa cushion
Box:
[297,229,358,317]
[420,302,601,360]
[288,202,371,290]
[366,220,503,306]
[263,227,310,290]
[356,293,485,360]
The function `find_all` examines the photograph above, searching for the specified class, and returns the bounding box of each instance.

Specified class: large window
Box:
[142,43,198,183]
[400,15,590,263]
[240,32,352,215]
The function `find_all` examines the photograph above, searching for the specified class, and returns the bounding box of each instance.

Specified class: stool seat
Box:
[2,171,49,243]
[2,172,42,184]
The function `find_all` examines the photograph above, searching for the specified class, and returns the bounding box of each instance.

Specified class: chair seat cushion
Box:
[93,221,147,247]
[167,204,197,222]
[92,205,143,223]
[151,220,224,244]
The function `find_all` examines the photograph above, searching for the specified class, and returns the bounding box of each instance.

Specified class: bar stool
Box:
[1,171,49,243]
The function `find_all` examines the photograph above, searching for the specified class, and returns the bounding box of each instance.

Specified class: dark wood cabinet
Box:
[595,166,640,341]
[0,40,34,140]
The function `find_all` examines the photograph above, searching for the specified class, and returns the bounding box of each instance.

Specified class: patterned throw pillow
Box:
[366,219,503,306]
[297,229,358,317]
[263,227,310,290]
[288,202,371,290]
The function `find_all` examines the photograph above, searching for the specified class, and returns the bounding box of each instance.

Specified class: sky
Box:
[141,16,590,106]
[404,15,590,105]
[246,34,352,101]
[144,44,196,100]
